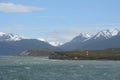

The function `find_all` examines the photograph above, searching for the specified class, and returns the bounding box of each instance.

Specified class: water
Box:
[0,56,120,80]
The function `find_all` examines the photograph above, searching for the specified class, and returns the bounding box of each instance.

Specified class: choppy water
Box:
[0,56,120,80]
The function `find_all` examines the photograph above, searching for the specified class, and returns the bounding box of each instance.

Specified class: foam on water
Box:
[24,67,31,70]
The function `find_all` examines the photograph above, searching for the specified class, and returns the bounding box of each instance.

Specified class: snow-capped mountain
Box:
[0,34,56,55]
[49,42,63,46]
[37,38,46,42]
[0,32,57,55]
[71,33,91,42]
[90,28,120,40]
[0,32,24,41]
[37,38,63,46]
[0,28,120,55]
[60,28,120,50]
[59,33,91,50]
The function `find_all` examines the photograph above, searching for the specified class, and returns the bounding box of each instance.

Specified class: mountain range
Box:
[0,32,56,55]
[0,28,120,55]
[59,28,120,50]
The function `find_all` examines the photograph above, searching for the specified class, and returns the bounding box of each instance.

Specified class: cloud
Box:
[0,3,45,12]
[42,27,99,43]
[45,26,120,43]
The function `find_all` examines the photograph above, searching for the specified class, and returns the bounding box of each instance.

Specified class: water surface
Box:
[0,56,120,80]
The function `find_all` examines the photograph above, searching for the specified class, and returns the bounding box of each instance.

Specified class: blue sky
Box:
[0,0,120,43]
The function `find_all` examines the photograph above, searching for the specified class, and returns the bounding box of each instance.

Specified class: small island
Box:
[49,48,120,60]
[20,48,120,60]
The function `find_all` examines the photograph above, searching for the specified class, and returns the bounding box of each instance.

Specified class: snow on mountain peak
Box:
[37,38,63,46]
[95,30,110,39]
[37,38,46,42]
[49,42,63,46]
[108,28,120,36]
[0,32,24,41]
[0,32,6,36]
[93,28,120,39]
[71,33,91,42]
[78,33,91,38]
[7,33,24,41]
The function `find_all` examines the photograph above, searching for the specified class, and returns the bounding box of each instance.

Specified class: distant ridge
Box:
[0,32,24,41]
[0,39,55,55]
[0,28,120,55]
[59,28,120,50]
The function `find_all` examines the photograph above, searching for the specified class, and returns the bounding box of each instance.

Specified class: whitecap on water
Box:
[103,73,107,76]
[51,60,58,61]
[19,62,23,65]
[95,66,108,69]
[24,67,31,69]
[9,70,16,73]
[80,65,84,68]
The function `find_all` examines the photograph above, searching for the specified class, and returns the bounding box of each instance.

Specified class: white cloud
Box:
[42,27,99,43]
[0,3,45,12]
[46,26,120,43]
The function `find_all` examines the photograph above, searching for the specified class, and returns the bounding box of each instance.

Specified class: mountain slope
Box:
[20,49,55,56]
[0,32,57,55]
[89,28,120,40]
[79,34,120,50]
[0,39,55,55]
[59,33,91,50]
[60,28,120,50]
[0,28,120,55]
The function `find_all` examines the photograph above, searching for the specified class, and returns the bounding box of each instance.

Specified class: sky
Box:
[0,0,120,43]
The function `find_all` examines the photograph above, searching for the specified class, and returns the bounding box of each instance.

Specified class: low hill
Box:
[20,49,55,56]
[49,48,120,60]
[0,39,55,56]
